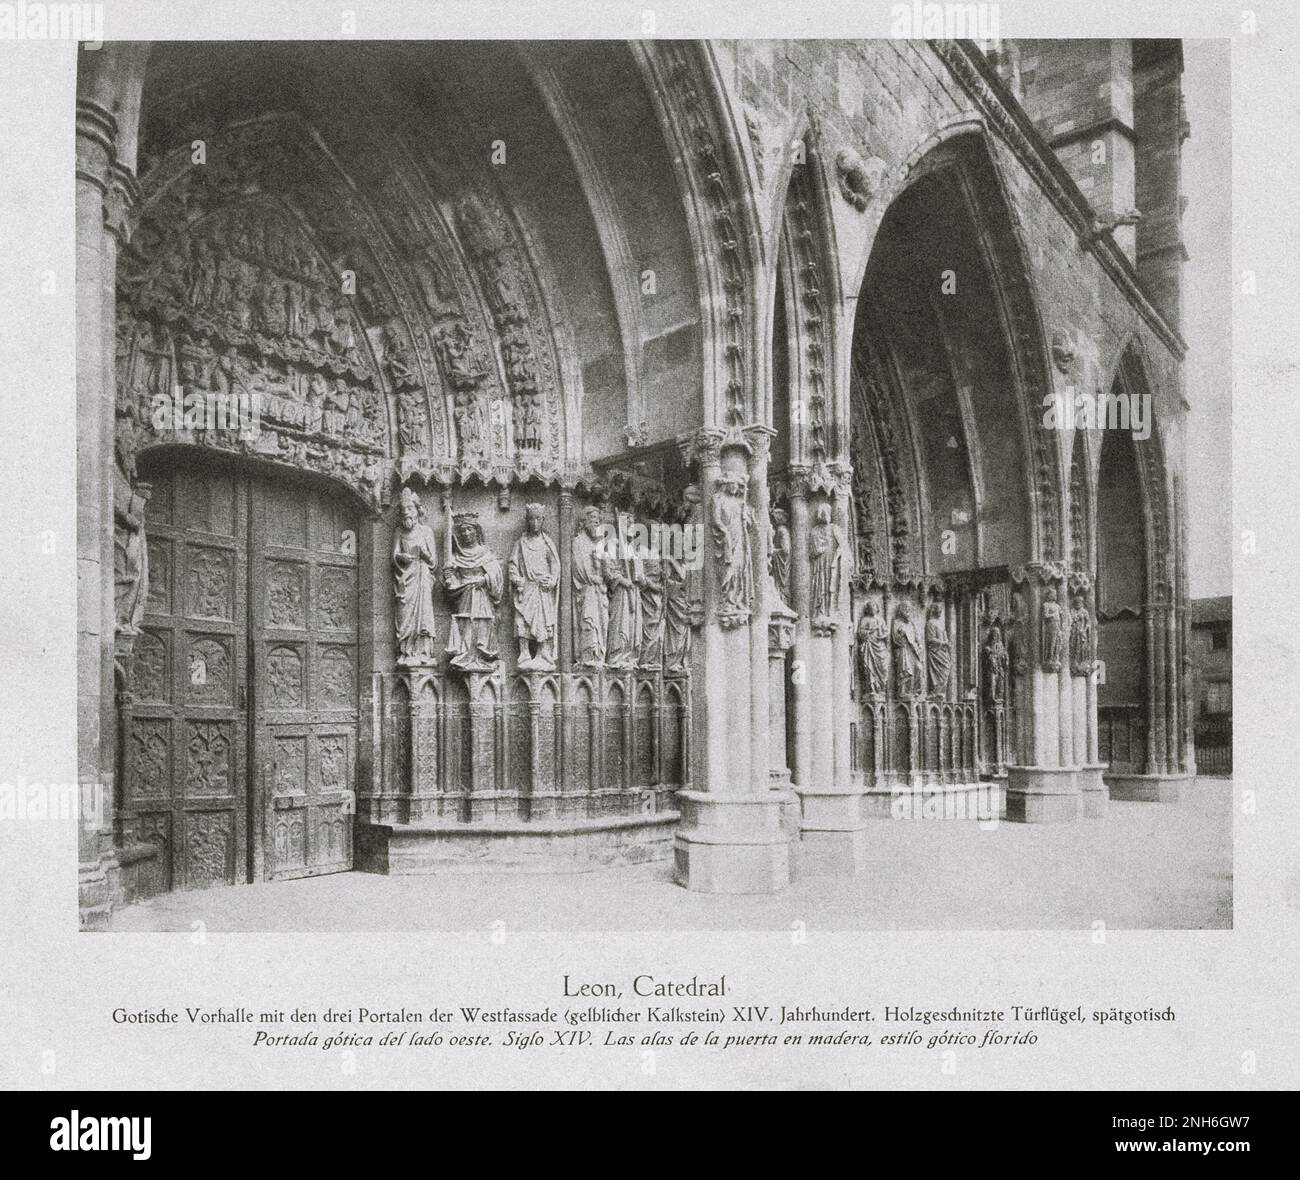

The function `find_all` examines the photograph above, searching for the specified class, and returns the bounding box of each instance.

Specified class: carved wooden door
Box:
[129,464,250,892]
[251,477,359,881]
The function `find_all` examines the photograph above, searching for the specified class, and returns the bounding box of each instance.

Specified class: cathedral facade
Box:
[77,39,1194,924]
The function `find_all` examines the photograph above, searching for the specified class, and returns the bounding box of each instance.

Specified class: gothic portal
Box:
[78,39,1194,924]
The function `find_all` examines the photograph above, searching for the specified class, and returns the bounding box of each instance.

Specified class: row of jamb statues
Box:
[855,598,954,699]
[392,487,693,676]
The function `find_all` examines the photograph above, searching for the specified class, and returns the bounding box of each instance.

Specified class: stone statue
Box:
[1040,585,1064,672]
[508,503,560,671]
[682,484,705,626]
[983,623,1009,705]
[396,388,426,453]
[711,472,754,628]
[1069,593,1094,676]
[637,538,666,672]
[925,602,951,696]
[857,601,889,696]
[392,486,438,666]
[605,513,643,670]
[442,505,504,672]
[114,477,151,636]
[808,501,842,629]
[769,506,792,609]
[437,320,487,390]
[892,600,923,697]
[572,506,609,668]
[662,547,691,674]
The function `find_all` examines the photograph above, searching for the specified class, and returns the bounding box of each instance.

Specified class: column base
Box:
[1005,765,1080,823]
[1078,763,1110,817]
[673,791,791,894]
[796,784,868,876]
[1105,772,1189,803]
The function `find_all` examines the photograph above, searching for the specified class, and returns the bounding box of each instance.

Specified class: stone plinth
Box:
[357,812,679,875]
[796,784,868,876]
[673,791,791,894]
[1105,772,1188,803]
[1078,763,1110,817]
[1005,765,1080,823]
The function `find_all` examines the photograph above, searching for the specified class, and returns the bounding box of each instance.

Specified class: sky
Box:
[1180,39,1233,599]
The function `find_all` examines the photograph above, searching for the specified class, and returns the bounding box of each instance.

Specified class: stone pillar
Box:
[787,468,813,794]
[1143,603,1159,774]
[1074,578,1108,814]
[1165,599,1180,773]
[1152,601,1169,775]
[768,603,799,872]
[793,465,866,875]
[77,87,142,926]
[829,465,855,787]
[557,486,575,674]
[1006,562,1080,823]
[673,428,789,893]
[744,426,774,818]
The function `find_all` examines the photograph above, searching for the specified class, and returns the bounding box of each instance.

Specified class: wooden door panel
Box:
[252,476,358,881]
[130,463,357,892]
[130,463,249,892]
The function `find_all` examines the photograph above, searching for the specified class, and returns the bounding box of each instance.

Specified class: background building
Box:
[1190,595,1232,775]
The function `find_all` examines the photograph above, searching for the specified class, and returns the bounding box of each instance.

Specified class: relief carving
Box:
[114,476,151,636]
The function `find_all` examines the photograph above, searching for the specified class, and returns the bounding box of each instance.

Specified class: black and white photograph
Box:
[0,0,1292,1115]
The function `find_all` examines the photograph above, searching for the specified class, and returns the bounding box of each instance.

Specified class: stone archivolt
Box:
[117,108,575,508]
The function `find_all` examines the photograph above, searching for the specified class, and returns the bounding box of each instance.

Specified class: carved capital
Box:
[677,426,728,471]
[742,423,776,466]
[768,603,796,653]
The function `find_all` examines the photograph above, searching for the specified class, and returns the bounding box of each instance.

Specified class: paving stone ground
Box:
[105,777,1233,933]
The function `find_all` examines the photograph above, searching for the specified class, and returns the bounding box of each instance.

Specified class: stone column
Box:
[77,91,141,926]
[673,428,789,893]
[793,465,866,875]
[768,603,799,871]
[557,486,575,674]
[744,426,774,817]
[1006,562,1080,822]
[1165,598,1180,773]
[1152,601,1169,775]
[1143,603,1159,774]
[1074,578,1108,814]
[787,466,813,794]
